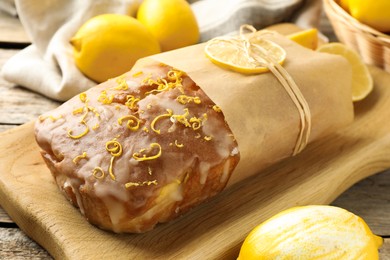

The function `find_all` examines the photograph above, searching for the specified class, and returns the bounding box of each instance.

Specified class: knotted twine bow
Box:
[209,25,312,155]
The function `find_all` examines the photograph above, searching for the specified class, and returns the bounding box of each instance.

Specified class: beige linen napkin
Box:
[1,0,141,101]
[1,0,321,101]
[0,0,16,16]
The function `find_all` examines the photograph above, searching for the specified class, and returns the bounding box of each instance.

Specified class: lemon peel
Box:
[67,120,89,139]
[105,139,123,180]
[151,109,173,134]
[71,14,160,83]
[118,115,141,131]
[137,0,199,51]
[72,152,87,165]
[205,25,311,155]
[92,167,105,179]
[348,0,390,32]
[317,42,373,102]
[125,180,158,189]
[238,205,383,260]
[204,26,286,74]
[133,143,162,162]
[287,28,319,50]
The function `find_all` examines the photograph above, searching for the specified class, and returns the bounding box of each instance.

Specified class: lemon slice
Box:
[204,35,286,74]
[287,28,318,50]
[238,205,383,259]
[317,42,373,102]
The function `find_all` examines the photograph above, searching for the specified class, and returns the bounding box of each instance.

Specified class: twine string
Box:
[237,25,312,155]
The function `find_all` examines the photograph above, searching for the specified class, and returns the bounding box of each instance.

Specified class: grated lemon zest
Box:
[106,139,123,157]
[72,152,87,164]
[133,143,162,161]
[86,106,100,118]
[189,116,203,130]
[108,156,116,181]
[67,120,89,139]
[151,109,173,134]
[176,95,201,105]
[213,105,222,112]
[167,69,184,93]
[72,107,85,115]
[132,71,143,78]
[92,167,105,179]
[171,108,191,127]
[118,115,141,131]
[175,140,184,148]
[39,115,63,122]
[144,69,184,95]
[105,139,123,181]
[98,90,114,104]
[79,92,88,103]
[145,78,172,94]
[204,135,213,141]
[92,123,100,130]
[125,180,158,188]
[141,73,153,84]
[125,95,140,109]
[112,76,128,91]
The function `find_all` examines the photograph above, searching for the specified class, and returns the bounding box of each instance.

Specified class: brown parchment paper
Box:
[133,31,354,187]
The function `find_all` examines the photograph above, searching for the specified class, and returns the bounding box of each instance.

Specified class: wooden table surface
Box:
[0,10,389,260]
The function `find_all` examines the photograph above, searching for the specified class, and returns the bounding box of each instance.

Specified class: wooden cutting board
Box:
[1,66,390,259]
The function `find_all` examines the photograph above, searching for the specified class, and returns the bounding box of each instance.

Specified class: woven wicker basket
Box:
[323,0,390,73]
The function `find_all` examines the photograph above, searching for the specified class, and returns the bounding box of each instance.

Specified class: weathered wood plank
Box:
[0,83,60,124]
[0,206,13,223]
[0,216,388,259]
[0,163,387,260]
[332,170,390,236]
[0,124,18,132]
[380,238,390,259]
[0,228,52,259]
[0,49,60,124]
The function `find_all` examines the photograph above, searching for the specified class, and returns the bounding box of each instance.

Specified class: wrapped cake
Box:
[35,29,354,233]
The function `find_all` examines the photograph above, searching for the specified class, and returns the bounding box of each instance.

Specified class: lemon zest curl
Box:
[176,95,201,105]
[72,152,87,164]
[67,120,89,139]
[118,115,141,131]
[151,109,173,134]
[125,180,158,188]
[133,143,162,161]
[92,167,105,179]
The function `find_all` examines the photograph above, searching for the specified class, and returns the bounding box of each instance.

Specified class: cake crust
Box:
[35,64,240,233]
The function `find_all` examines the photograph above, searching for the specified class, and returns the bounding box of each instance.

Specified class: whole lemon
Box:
[238,205,383,260]
[348,0,390,32]
[70,14,161,83]
[136,0,200,51]
[337,0,350,12]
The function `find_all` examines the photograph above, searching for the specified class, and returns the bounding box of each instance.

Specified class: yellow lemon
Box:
[238,205,383,260]
[337,0,350,12]
[287,28,319,50]
[348,0,390,32]
[317,42,373,102]
[71,14,160,83]
[204,34,286,74]
[137,0,199,51]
